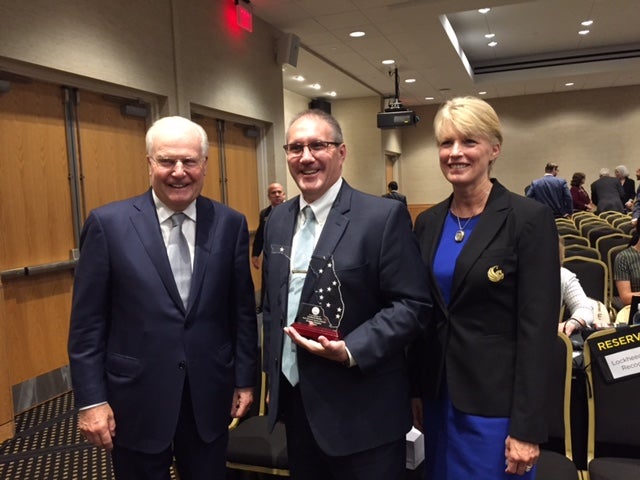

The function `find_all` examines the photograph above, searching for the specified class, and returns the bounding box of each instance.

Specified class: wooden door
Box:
[0,80,74,386]
[193,116,260,291]
[77,90,149,215]
[0,81,150,398]
[224,123,259,231]
[195,116,223,202]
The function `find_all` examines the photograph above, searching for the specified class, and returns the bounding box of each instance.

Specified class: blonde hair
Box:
[433,96,503,146]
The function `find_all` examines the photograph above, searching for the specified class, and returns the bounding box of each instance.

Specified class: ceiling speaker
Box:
[277,33,300,67]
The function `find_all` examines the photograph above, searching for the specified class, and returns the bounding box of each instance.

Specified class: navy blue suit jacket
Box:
[262,181,431,456]
[68,190,258,453]
[526,174,572,217]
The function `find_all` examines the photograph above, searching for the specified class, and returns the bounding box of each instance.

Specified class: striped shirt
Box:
[614,247,640,293]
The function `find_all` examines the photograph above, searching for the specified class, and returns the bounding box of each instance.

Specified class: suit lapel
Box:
[449,181,510,304]
[420,200,450,314]
[190,197,214,314]
[130,191,185,311]
[271,200,299,314]
[300,183,351,303]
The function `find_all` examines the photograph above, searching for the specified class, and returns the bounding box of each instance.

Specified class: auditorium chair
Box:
[226,343,290,477]
[583,328,640,479]
[536,334,580,480]
[561,234,589,247]
[562,256,608,306]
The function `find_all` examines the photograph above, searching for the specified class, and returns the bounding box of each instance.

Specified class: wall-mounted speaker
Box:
[309,98,331,114]
[276,33,300,67]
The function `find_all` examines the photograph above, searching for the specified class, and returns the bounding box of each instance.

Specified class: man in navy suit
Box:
[68,116,258,480]
[262,109,432,479]
[382,180,408,206]
[526,162,573,217]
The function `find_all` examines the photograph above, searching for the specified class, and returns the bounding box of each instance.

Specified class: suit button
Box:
[178,361,186,370]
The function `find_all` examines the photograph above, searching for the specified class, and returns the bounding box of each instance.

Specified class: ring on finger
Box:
[525,465,533,472]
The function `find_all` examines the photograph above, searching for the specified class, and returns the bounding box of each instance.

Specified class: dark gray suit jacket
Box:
[262,181,431,456]
[591,176,626,213]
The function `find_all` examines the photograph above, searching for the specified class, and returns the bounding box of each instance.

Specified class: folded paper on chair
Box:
[406,427,425,470]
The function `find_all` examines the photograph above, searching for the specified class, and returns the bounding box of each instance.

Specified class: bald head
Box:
[267,183,285,207]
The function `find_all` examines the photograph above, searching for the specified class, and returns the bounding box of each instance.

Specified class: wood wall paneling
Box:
[194,117,260,292]
[0,81,151,406]
[0,81,74,269]
[4,272,73,385]
[0,280,15,442]
[195,116,223,203]
[224,123,259,231]
[77,90,149,215]
[0,79,75,390]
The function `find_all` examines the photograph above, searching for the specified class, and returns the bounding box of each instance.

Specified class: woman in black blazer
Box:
[409,97,559,479]
[614,164,635,212]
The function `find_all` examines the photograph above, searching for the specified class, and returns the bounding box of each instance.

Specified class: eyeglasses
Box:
[282,140,341,156]
[152,157,203,170]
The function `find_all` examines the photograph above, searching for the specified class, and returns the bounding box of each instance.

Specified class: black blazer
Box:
[409,179,559,444]
[251,204,272,257]
[262,181,432,456]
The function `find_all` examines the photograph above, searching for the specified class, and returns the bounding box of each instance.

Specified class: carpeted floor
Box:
[0,392,178,480]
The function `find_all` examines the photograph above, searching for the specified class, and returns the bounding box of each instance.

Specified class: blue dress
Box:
[423,212,537,480]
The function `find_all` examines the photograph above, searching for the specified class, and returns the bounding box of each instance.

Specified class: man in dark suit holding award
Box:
[262,109,432,479]
[68,116,258,480]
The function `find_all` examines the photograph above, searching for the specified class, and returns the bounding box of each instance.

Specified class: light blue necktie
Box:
[283,206,316,386]
[168,213,191,308]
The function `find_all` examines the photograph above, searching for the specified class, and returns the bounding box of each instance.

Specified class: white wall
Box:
[401,85,640,205]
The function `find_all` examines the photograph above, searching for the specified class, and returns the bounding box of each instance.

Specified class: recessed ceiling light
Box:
[404,78,416,83]
[485,33,495,39]
[425,96,434,100]
[565,82,575,87]
[292,75,305,82]
[326,91,337,97]
[478,91,487,95]
[381,59,395,65]
[488,41,498,47]
[478,8,491,14]
[578,30,590,35]
[349,31,365,38]
[582,20,594,26]
[310,83,321,90]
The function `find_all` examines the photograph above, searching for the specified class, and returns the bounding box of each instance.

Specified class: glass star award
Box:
[292,255,343,341]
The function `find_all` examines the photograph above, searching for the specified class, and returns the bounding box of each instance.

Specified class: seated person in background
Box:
[559,237,599,334]
[560,267,594,335]
[569,172,595,212]
[614,222,640,307]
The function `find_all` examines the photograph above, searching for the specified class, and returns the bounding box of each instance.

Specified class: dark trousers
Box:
[111,380,228,480]
[280,377,406,480]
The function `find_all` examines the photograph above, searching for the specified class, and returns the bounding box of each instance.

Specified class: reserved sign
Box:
[589,327,640,383]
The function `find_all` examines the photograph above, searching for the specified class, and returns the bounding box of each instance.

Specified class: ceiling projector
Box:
[377,67,420,129]
[377,109,420,129]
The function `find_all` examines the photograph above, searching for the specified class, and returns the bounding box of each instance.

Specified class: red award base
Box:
[292,323,341,341]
